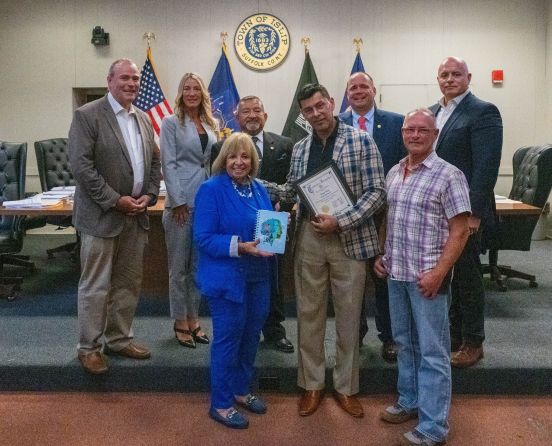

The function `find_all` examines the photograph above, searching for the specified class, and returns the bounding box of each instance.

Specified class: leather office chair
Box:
[34,138,78,260]
[0,141,34,299]
[482,144,552,291]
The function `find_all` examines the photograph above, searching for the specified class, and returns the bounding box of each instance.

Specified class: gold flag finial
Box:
[143,32,156,49]
[301,37,311,54]
[353,38,363,53]
[220,32,228,49]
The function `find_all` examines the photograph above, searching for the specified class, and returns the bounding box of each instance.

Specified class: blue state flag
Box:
[339,52,366,113]
[208,46,240,139]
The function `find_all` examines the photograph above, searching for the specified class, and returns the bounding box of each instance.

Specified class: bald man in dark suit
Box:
[429,57,502,368]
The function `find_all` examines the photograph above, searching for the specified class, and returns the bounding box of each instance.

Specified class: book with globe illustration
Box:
[254,210,289,254]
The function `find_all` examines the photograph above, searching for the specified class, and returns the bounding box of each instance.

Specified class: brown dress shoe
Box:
[333,392,364,418]
[78,351,108,375]
[105,342,151,359]
[299,390,324,416]
[451,344,483,368]
[381,341,398,363]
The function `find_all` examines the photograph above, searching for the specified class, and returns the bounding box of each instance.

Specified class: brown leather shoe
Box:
[333,391,364,418]
[381,341,398,363]
[105,342,151,360]
[451,344,483,368]
[299,390,324,416]
[78,351,108,375]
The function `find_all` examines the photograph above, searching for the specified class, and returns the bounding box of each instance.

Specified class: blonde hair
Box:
[212,132,259,179]
[174,72,217,131]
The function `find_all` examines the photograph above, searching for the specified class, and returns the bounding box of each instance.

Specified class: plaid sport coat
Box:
[265,120,385,260]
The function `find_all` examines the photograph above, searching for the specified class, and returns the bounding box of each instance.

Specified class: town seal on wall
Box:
[234,13,290,71]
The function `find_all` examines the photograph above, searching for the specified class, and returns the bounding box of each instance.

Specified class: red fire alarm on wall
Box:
[492,70,503,85]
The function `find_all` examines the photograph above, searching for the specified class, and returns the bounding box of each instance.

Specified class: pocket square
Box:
[276,153,288,161]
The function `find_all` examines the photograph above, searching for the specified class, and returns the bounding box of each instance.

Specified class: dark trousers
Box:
[359,259,393,343]
[262,255,286,341]
[449,234,485,346]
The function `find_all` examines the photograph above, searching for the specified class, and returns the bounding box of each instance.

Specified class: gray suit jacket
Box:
[160,114,217,209]
[68,95,161,237]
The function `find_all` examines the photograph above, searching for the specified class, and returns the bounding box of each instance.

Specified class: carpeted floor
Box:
[1,234,551,395]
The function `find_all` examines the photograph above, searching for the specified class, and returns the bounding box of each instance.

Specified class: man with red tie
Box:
[339,72,406,362]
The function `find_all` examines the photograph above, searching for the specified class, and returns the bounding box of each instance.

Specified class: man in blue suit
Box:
[430,57,503,368]
[339,72,406,362]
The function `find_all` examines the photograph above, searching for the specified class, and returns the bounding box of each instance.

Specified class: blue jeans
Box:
[206,280,270,410]
[388,279,451,442]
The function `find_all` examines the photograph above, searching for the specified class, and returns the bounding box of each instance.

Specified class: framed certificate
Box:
[294,161,355,216]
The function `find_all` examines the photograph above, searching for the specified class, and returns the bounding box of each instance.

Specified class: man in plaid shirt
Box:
[263,83,385,417]
[375,109,470,446]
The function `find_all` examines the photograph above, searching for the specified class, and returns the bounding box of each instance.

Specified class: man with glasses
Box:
[430,57,503,368]
[262,83,385,418]
[211,95,295,353]
[376,109,470,446]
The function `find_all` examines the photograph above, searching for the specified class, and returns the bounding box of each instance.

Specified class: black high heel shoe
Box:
[173,323,196,348]
[192,326,210,344]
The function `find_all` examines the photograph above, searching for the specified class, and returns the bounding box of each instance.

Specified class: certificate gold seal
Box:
[234,13,290,71]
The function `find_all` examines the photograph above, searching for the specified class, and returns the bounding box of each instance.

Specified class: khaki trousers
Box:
[77,217,147,353]
[295,221,365,395]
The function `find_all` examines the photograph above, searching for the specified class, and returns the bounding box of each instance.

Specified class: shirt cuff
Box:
[230,235,240,257]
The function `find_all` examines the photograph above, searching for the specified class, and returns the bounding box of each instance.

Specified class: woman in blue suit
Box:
[194,132,274,429]
[160,72,218,348]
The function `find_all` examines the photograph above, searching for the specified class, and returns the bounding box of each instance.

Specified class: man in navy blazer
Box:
[430,57,503,368]
[339,72,406,362]
[211,96,294,353]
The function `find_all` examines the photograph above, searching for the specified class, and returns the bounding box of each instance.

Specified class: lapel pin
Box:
[377,124,382,129]
[270,146,275,150]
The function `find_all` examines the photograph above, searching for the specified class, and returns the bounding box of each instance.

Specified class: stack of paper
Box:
[45,186,75,199]
[3,193,62,208]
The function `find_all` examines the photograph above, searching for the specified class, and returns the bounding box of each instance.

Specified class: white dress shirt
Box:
[107,92,144,197]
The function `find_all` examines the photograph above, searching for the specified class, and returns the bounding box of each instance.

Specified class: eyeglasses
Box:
[401,127,435,136]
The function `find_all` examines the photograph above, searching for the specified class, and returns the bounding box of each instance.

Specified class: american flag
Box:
[133,48,172,144]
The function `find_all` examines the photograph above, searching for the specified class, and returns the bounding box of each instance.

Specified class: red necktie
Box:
[358,116,367,131]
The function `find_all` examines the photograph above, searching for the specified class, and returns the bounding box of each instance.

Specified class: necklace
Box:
[232,179,252,198]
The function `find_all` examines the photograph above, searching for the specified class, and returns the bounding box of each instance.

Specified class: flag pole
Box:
[220,31,228,51]
[143,32,156,49]
[301,37,311,55]
[353,37,363,53]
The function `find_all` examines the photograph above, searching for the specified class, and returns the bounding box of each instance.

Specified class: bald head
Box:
[402,109,439,163]
[346,72,376,115]
[437,57,471,103]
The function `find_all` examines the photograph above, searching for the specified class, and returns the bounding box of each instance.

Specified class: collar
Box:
[399,150,438,171]
[312,117,339,145]
[107,92,136,115]
[252,131,264,141]
[351,106,375,125]
[438,90,470,108]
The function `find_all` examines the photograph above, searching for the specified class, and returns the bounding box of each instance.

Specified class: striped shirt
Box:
[383,151,471,282]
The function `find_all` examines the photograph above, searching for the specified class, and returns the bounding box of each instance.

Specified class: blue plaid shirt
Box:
[263,121,385,260]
